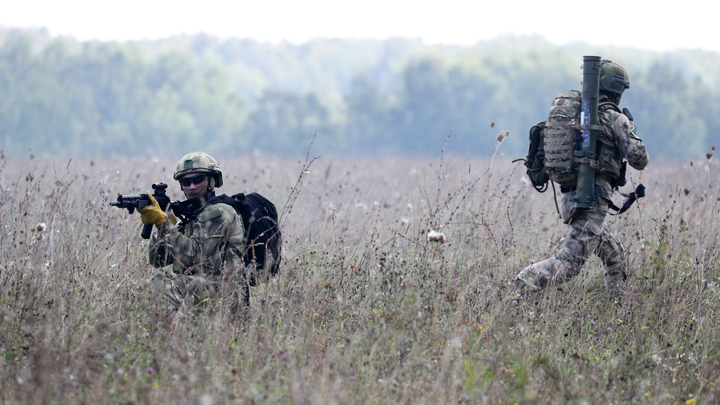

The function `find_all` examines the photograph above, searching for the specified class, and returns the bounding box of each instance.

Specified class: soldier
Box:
[514,60,650,298]
[137,152,248,314]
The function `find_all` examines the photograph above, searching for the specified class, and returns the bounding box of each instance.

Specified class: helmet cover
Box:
[173,151,223,188]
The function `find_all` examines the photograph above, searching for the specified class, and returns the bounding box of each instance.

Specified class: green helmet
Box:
[599,60,630,94]
[173,151,223,188]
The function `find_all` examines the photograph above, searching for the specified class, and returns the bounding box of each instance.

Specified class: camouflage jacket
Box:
[594,103,650,200]
[565,99,649,202]
[148,202,245,276]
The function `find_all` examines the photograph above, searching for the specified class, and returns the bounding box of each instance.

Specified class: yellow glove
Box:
[137,193,168,228]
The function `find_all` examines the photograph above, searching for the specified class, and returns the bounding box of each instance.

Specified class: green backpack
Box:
[516,91,644,216]
[543,90,583,188]
[516,90,582,192]
[518,90,624,192]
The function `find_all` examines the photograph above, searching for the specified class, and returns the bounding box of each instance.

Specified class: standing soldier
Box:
[137,152,249,315]
[514,60,649,297]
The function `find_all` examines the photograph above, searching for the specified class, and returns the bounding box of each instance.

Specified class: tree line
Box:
[1,28,718,159]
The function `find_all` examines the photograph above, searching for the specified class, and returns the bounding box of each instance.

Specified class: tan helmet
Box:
[600,60,630,94]
[173,151,223,188]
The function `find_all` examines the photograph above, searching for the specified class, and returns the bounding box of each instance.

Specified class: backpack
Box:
[517,90,625,193]
[209,192,282,282]
[514,90,583,193]
[543,90,583,188]
[518,121,550,192]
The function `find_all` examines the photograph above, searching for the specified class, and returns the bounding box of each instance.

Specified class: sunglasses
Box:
[179,174,208,188]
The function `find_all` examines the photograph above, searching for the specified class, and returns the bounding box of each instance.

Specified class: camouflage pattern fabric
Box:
[515,98,649,297]
[544,90,583,187]
[543,92,636,190]
[149,202,247,313]
[151,264,251,315]
[599,60,630,94]
[173,151,224,187]
[594,102,649,200]
[515,196,625,295]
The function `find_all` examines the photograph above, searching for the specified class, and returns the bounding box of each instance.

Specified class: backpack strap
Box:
[551,182,561,218]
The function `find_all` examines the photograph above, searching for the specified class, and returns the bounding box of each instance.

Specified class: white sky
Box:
[2,0,718,53]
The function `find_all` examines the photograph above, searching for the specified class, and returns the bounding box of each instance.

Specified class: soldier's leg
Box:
[151,271,185,312]
[183,275,216,309]
[515,194,569,291]
[554,197,609,283]
[596,229,626,297]
[215,264,251,317]
[514,256,570,291]
[237,264,255,312]
[230,278,250,317]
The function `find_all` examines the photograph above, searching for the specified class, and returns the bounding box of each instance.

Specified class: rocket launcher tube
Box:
[570,55,602,219]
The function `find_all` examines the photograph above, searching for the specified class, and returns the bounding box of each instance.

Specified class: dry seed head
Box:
[36,223,46,232]
[491,122,496,128]
[713,145,716,151]
[684,188,691,196]
[496,130,510,142]
[427,230,446,243]
[690,161,694,167]
[707,151,714,160]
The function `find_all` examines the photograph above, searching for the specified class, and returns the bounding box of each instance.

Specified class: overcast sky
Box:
[2,0,718,53]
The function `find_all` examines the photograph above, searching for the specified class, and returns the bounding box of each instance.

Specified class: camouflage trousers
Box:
[151,265,251,315]
[515,195,626,296]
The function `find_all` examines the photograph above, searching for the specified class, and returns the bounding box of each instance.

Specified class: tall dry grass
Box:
[0,148,718,404]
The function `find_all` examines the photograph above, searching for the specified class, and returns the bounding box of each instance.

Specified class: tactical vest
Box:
[543,90,621,188]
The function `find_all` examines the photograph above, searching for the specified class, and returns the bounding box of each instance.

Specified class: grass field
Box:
[0,147,718,404]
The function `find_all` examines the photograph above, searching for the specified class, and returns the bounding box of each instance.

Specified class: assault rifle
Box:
[110,183,172,239]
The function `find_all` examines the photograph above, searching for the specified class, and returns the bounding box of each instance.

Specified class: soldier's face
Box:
[181,172,211,200]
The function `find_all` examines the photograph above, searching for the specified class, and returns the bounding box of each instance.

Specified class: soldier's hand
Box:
[137,193,168,228]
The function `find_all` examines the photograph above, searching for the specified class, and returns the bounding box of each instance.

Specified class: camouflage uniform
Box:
[147,152,248,314]
[149,202,247,312]
[515,96,649,296]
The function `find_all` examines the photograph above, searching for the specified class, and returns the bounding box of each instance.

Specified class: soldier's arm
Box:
[613,113,649,170]
[148,223,176,268]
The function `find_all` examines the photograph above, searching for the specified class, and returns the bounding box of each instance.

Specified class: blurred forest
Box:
[1,27,718,159]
